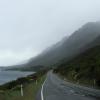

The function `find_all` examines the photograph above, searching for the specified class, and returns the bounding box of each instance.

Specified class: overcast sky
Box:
[0,0,100,66]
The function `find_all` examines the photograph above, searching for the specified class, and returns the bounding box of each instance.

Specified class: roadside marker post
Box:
[21,84,24,97]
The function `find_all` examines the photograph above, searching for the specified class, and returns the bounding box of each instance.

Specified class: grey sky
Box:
[0,0,100,66]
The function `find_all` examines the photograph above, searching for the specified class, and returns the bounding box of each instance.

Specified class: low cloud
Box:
[0,48,38,66]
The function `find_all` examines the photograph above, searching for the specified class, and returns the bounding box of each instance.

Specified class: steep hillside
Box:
[54,38,100,88]
[27,22,100,67]
[6,22,100,72]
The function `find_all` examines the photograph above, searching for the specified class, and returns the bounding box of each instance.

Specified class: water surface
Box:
[0,70,34,85]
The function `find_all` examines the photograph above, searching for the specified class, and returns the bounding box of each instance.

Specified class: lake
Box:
[0,70,34,85]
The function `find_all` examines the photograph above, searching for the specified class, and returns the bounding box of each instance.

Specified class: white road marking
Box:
[41,79,47,100]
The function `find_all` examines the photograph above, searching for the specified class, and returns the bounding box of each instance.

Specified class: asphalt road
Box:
[36,71,100,100]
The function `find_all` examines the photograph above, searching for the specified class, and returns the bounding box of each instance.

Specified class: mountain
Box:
[26,22,100,67]
[6,22,100,71]
[54,36,100,87]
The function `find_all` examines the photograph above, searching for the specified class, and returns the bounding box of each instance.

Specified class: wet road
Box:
[37,71,100,100]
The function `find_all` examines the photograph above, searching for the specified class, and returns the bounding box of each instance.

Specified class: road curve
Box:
[37,71,100,100]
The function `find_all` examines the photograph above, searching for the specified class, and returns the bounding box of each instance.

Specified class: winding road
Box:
[36,71,100,100]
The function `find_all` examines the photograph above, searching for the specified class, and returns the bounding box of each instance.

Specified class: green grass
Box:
[0,76,45,100]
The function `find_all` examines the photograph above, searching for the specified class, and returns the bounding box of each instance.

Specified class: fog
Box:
[0,0,100,66]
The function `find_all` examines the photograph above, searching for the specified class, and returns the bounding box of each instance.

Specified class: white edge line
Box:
[41,78,47,100]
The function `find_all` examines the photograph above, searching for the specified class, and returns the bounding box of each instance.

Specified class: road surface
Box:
[36,71,100,100]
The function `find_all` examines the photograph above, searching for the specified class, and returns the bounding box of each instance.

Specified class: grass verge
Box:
[0,75,46,100]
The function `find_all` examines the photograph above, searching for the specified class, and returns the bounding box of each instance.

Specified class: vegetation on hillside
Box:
[54,46,100,88]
